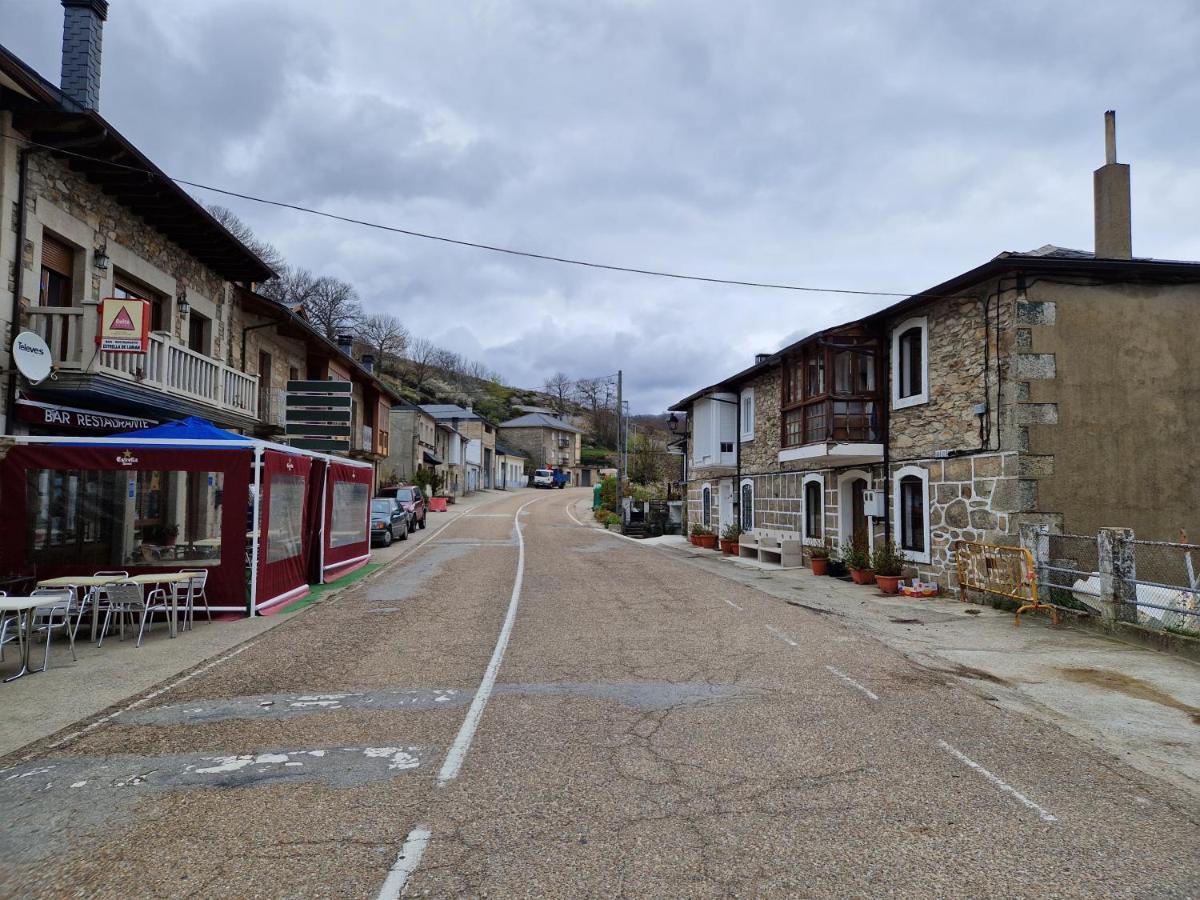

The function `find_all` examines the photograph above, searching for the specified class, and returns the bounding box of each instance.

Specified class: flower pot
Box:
[696,534,718,550]
[875,574,902,594]
[689,534,700,546]
[850,567,876,585]
[810,557,829,576]
[719,538,737,555]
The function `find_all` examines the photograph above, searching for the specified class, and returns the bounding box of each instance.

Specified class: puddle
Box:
[1057,668,1200,725]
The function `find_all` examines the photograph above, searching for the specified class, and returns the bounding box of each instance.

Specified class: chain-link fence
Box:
[1041,533,1101,616]
[1128,539,1200,634]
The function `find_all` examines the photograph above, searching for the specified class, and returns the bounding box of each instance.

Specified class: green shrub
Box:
[871,539,906,577]
[720,523,742,541]
[841,539,871,570]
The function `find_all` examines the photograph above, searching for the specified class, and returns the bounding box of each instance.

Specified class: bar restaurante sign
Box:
[16,393,157,434]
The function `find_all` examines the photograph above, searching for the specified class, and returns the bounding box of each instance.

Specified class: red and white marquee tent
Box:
[0,418,373,616]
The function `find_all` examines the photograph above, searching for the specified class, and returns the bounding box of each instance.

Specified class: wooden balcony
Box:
[27,302,259,419]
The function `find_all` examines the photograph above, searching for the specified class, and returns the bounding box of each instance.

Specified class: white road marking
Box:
[724,598,744,611]
[764,624,798,646]
[436,496,539,785]
[563,498,587,528]
[937,740,1058,823]
[824,665,880,701]
[377,827,432,900]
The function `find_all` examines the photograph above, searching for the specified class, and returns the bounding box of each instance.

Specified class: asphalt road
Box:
[2,487,1197,899]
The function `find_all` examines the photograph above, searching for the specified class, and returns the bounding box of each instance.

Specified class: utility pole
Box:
[615,369,623,516]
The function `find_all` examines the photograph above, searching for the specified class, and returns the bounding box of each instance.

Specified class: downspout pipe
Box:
[879,325,892,546]
[5,146,33,435]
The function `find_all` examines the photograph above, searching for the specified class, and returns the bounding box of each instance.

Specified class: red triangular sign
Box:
[110,307,136,331]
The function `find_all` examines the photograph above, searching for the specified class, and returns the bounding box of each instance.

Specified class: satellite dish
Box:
[12,331,53,385]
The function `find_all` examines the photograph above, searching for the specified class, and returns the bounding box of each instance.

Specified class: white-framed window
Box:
[740,389,755,442]
[739,478,754,531]
[701,483,712,528]
[801,473,824,543]
[892,464,931,564]
[891,316,929,409]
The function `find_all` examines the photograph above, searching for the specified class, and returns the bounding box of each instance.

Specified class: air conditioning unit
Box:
[862,489,885,517]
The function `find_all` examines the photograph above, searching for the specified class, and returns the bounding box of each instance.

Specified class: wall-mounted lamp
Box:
[94,249,109,271]
[177,293,190,318]
[667,412,679,433]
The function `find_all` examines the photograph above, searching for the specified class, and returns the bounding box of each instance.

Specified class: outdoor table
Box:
[36,575,120,641]
[124,572,195,639]
[0,597,44,682]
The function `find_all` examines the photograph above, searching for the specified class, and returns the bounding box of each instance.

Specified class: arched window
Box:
[891,317,928,408]
[701,483,712,528]
[892,465,931,563]
[740,479,754,531]
[802,474,824,541]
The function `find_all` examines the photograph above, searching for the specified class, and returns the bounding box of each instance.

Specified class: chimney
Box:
[60,0,109,111]
[336,334,353,356]
[360,353,375,373]
[1093,110,1132,259]
[755,353,771,365]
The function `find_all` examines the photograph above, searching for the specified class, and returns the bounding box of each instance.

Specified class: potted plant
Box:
[842,539,875,585]
[808,541,830,576]
[689,523,704,546]
[871,539,906,594]
[719,523,742,555]
[693,525,718,550]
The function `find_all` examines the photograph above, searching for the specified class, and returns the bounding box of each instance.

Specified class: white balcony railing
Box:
[27,303,258,419]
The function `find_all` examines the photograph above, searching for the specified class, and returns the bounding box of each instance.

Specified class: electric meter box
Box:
[862,490,885,517]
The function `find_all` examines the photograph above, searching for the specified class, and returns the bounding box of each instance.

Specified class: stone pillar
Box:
[1097,527,1137,625]
[1019,523,1050,592]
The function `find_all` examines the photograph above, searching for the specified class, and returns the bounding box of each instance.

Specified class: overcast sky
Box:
[4,1,1198,411]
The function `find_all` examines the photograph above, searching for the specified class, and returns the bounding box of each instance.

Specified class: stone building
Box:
[499,412,586,485]
[420,404,497,492]
[672,117,1200,585]
[385,402,440,485]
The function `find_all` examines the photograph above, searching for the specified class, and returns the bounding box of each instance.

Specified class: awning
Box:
[423,450,443,465]
[16,391,158,434]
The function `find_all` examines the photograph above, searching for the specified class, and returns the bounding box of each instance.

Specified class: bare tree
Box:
[360,313,409,367]
[304,276,362,340]
[258,266,320,307]
[543,372,574,416]
[206,204,288,274]
[405,337,442,394]
[575,377,617,447]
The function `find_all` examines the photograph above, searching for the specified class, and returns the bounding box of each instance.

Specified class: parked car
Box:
[378,484,428,529]
[532,467,568,489]
[370,498,409,547]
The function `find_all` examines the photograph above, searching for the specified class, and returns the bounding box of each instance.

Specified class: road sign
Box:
[289,437,352,452]
[284,378,355,452]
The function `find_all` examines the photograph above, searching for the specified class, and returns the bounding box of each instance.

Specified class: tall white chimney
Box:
[1093,110,1132,259]
[60,0,109,111]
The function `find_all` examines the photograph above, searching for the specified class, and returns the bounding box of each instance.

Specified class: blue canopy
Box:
[109,416,253,446]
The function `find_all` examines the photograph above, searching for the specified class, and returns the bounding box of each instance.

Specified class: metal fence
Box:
[1023,526,1200,634]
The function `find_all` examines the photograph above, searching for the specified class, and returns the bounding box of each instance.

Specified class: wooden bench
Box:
[737,528,804,567]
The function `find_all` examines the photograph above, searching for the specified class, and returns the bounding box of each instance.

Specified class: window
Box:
[25,468,224,568]
[701,483,712,528]
[740,390,755,442]
[782,337,881,447]
[190,312,212,354]
[266,473,305,563]
[891,317,928,408]
[802,475,824,542]
[330,480,369,548]
[893,465,931,563]
[39,235,74,308]
[114,274,165,333]
[739,479,754,531]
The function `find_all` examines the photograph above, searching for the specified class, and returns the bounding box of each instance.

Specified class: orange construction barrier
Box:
[953,539,1058,626]
[429,497,449,512]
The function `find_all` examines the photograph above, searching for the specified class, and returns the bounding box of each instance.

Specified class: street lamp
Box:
[668,412,679,433]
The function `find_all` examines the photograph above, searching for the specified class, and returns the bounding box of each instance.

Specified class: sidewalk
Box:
[0,488,521,759]
[582,502,1200,799]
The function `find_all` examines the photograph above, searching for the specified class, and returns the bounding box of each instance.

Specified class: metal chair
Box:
[0,590,14,662]
[98,582,167,649]
[177,569,211,630]
[79,572,129,641]
[26,588,76,672]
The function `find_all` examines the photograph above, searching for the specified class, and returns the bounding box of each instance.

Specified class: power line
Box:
[9,133,932,299]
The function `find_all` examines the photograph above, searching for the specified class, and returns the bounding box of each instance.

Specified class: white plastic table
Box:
[0,597,44,682]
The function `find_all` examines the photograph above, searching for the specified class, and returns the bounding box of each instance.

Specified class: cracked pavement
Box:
[1,488,1198,898]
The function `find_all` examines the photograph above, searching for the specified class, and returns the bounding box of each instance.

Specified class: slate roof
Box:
[421,404,482,421]
[499,413,583,433]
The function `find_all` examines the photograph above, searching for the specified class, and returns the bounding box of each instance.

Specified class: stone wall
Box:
[887,290,1016,459]
[739,366,782,473]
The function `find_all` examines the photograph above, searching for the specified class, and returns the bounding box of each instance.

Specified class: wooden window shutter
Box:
[41,235,75,276]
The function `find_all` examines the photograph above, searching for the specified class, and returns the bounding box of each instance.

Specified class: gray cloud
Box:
[4,0,1198,413]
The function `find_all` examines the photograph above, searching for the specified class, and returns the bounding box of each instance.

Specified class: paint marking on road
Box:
[724,598,744,611]
[764,624,798,646]
[377,826,432,900]
[38,640,261,756]
[937,740,1058,823]
[436,496,540,785]
[824,665,880,701]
